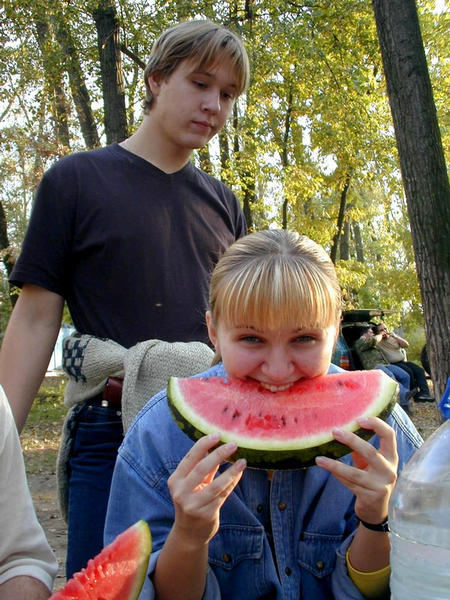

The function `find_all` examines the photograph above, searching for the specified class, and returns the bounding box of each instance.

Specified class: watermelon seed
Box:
[281,415,286,426]
[222,406,228,413]
[232,410,241,419]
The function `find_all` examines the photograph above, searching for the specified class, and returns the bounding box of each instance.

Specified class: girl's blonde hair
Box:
[209,230,342,331]
[143,20,250,112]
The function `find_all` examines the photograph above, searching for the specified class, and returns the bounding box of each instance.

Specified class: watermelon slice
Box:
[50,520,151,600]
[168,370,397,469]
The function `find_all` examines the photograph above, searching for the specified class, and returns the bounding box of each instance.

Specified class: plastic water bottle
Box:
[389,378,450,599]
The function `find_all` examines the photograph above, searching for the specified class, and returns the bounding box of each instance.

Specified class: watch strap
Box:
[359,517,389,532]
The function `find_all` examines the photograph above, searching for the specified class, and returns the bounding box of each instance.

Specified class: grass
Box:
[21,375,67,475]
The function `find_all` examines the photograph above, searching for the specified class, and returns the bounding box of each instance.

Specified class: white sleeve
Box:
[0,386,58,590]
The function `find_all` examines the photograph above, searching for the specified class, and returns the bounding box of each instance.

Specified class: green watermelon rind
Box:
[167,372,398,470]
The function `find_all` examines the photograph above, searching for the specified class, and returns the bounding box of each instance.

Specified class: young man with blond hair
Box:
[0,20,249,577]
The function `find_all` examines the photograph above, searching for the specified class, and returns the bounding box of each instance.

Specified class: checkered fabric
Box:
[56,332,214,520]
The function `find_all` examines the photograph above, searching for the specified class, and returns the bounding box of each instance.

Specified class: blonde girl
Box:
[105,230,421,600]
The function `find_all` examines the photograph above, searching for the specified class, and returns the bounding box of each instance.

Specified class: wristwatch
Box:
[359,517,390,532]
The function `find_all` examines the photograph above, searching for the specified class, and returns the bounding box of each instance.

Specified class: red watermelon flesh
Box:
[50,520,151,600]
[167,370,397,469]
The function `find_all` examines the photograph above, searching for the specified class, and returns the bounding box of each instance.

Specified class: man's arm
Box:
[0,284,64,432]
[355,335,376,352]
[388,332,409,349]
[0,575,51,600]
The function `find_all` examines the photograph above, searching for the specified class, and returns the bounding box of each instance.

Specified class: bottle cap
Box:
[439,376,450,419]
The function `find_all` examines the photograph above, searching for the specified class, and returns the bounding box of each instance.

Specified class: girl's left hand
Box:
[315,416,398,524]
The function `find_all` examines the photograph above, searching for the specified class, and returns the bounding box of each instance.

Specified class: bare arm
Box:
[0,575,50,600]
[389,332,409,349]
[373,333,384,345]
[0,284,64,432]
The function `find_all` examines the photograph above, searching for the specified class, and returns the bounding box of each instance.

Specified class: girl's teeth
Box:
[260,382,293,392]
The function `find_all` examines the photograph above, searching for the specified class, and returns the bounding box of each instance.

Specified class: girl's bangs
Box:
[217,262,339,330]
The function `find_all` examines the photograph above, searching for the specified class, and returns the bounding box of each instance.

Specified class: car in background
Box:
[331,309,387,371]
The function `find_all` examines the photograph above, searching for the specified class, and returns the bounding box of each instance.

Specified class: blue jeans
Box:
[376,364,411,407]
[66,400,123,578]
[391,361,431,396]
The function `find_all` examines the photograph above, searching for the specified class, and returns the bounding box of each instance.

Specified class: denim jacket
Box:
[104,363,422,600]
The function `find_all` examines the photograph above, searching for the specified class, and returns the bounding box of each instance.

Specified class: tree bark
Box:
[330,173,351,264]
[233,106,255,231]
[340,219,350,260]
[281,86,293,230]
[92,0,128,143]
[352,221,365,263]
[33,16,71,152]
[0,201,18,307]
[228,0,256,231]
[53,5,100,149]
[197,145,213,175]
[0,202,13,277]
[219,129,230,173]
[373,0,450,400]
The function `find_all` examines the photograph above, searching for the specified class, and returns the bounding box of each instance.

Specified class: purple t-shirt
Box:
[11,144,246,347]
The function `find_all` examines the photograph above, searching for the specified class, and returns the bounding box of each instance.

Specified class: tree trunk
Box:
[219,129,230,173]
[340,220,350,260]
[233,106,255,231]
[242,181,256,232]
[92,0,128,143]
[121,45,142,131]
[53,5,100,149]
[373,0,450,400]
[197,145,213,175]
[0,202,13,277]
[281,86,293,230]
[0,201,18,307]
[330,173,351,263]
[227,0,256,231]
[352,221,365,263]
[33,16,71,152]
[218,128,234,188]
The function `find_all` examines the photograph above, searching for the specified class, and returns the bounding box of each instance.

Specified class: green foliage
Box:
[399,325,426,365]
[21,376,66,474]
[33,377,66,409]
[0,0,447,343]
[0,276,13,341]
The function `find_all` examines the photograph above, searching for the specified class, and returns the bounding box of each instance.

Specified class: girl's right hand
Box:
[168,433,246,547]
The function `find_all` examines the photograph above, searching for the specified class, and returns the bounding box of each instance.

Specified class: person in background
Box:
[354,327,414,414]
[105,230,422,600]
[0,386,57,599]
[376,323,434,402]
[0,20,249,577]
